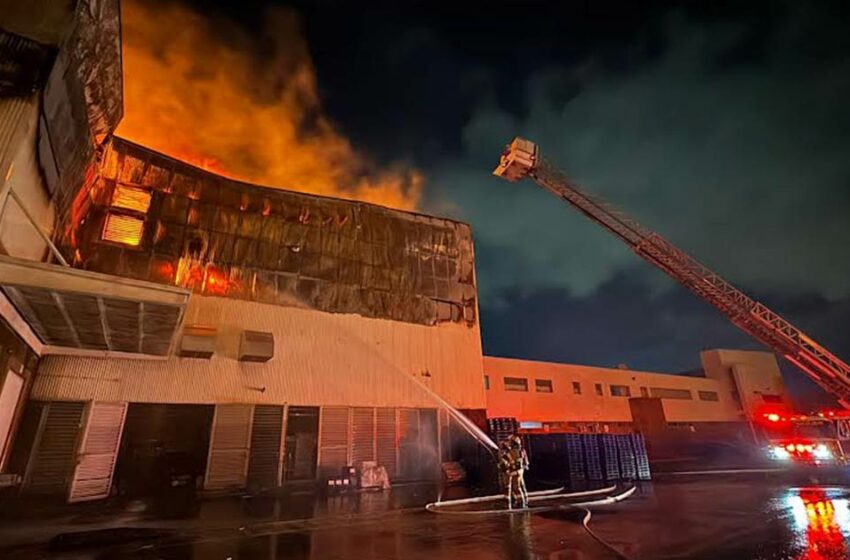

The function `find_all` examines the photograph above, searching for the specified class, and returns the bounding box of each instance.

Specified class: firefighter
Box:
[500,435,529,509]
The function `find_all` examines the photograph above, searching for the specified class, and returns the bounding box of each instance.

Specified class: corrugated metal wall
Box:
[375,408,397,477]
[33,295,487,410]
[204,404,252,492]
[317,407,349,478]
[22,401,84,495]
[246,405,283,491]
[350,407,375,465]
[68,401,126,502]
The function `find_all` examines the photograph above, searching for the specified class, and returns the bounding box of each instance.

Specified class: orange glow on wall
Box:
[103,213,144,246]
[111,185,152,213]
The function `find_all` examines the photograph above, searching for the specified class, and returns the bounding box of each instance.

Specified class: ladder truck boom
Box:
[493,137,850,408]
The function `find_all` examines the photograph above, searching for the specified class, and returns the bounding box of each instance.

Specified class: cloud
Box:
[424,7,850,302]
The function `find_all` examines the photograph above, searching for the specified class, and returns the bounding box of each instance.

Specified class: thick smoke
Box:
[117,0,422,210]
[426,8,850,302]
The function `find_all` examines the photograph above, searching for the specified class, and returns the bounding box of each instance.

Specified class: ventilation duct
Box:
[238,330,274,363]
[178,325,217,359]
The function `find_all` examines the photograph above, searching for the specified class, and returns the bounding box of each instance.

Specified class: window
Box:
[111,185,152,213]
[595,383,603,396]
[650,387,693,400]
[610,385,631,397]
[572,381,581,395]
[640,387,649,397]
[698,390,719,402]
[484,375,490,390]
[102,213,144,246]
[535,379,553,393]
[504,377,528,392]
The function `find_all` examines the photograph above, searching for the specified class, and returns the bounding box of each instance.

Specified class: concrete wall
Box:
[32,295,487,409]
[0,95,55,262]
[484,356,742,424]
[701,349,788,419]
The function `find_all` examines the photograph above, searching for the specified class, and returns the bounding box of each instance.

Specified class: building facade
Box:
[484,351,788,434]
[0,1,485,502]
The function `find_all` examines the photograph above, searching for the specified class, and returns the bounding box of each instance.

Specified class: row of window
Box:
[484,375,719,402]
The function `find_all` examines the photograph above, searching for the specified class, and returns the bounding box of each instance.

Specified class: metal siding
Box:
[350,407,375,465]
[397,408,419,480]
[439,409,450,462]
[375,407,397,477]
[23,401,84,495]
[205,404,253,492]
[68,401,126,502]
[419,409,439,479]
[318,406,349,477]
[246,405,283,491]
[33,296,487,409]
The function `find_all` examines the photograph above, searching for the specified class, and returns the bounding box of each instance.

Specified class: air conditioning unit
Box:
[178,325,217,359]
[239,330,274,362]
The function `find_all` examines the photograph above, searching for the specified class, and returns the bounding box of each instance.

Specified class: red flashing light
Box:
[767,413,780,422]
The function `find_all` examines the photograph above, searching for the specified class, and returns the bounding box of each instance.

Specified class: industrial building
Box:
[484,350,788,436]
[0,0,794,504]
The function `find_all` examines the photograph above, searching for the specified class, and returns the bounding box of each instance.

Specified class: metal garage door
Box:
[205,404,253,492]
[375,408,397,477]
[69,402,127,502]
[318,407,349,477]
[246,405,284,492]
[397,409,420,480]
[350,407,375,465]
[23,401,85,495]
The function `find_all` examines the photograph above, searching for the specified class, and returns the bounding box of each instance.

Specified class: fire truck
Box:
[759,410,850,466]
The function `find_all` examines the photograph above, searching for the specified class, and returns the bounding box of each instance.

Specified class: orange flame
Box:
[116,0,422,211]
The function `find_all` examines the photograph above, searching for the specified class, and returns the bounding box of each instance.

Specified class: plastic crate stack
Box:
[631,433,652,480]
[615,435,637,480]
[582,435,604,481]
[564,434,586,483]
[599,434,621,481]
[487,417,519,444]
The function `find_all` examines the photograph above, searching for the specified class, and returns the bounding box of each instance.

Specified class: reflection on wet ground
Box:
[5,477,850,559]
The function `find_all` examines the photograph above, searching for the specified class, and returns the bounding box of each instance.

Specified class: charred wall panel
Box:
[65,137,478,327]
[40,0,122,217]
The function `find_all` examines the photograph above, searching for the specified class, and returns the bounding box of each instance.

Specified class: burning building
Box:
[0,0,484,501]
[0,0,792,503]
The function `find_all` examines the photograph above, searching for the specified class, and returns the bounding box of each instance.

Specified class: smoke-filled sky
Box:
[124,1,850,406]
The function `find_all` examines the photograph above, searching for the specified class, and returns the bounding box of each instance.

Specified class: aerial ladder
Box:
[493,137,850,408]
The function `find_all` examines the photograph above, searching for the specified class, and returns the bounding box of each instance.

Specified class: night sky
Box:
[173,1,850,407]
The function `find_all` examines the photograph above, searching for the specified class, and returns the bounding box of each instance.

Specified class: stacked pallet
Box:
[583,435,604,481]
[615,435,637,480]
[631,433,652,481]
[565,434,586,482]
[487,417,519,444]
[599,434,621,481]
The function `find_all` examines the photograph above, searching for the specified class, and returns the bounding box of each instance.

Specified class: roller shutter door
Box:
[69,402,127,502]
[205,404,253,492]
[350,407,375,466]
[439,409,450,462]
[375,407,397,477]
[419,409,439,479]
[23,401,85,495]
[318,406,349,477]
[246,405,284,491]
[397,409,420,480]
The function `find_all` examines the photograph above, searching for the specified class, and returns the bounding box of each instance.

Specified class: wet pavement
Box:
[3,475,850,559]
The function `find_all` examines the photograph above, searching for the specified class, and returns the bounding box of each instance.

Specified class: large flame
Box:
[116,0,421,211]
